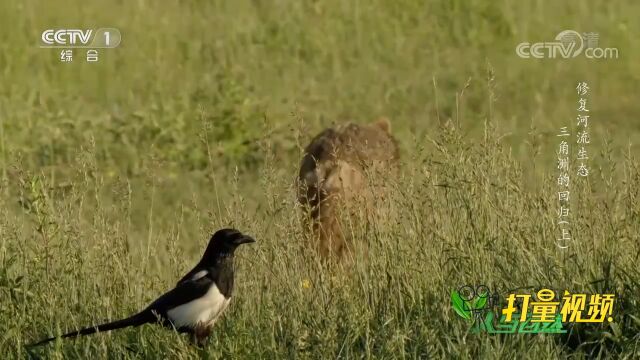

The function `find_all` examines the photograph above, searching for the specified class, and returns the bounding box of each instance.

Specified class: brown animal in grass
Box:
[297,118,400,261]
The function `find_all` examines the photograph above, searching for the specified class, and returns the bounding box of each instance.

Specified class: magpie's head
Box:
[202,228,255,260]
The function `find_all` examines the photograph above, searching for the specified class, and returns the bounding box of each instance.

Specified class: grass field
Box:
[1,0,639,358]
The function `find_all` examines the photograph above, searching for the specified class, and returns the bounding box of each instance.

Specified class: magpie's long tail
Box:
[28,310,155,347]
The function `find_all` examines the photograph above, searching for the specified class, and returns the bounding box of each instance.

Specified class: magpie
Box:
[29,228,255,347]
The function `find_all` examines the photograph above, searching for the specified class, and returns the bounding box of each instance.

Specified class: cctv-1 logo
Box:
[41,28,121,48]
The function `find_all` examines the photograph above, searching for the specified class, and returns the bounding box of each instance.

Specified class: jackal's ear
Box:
[373,117,391,133]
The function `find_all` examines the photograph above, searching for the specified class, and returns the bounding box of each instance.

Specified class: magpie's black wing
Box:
[176,264,203,286]
[148,271,215,317]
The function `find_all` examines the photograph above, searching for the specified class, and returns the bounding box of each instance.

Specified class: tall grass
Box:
[0,0,638,358]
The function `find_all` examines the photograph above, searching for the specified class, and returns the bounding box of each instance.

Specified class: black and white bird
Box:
[29,228,255,347]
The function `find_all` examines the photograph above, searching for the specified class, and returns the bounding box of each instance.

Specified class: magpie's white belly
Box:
[167,285,230,328]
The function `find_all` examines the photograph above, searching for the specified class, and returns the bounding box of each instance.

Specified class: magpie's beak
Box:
[235,235,256,245]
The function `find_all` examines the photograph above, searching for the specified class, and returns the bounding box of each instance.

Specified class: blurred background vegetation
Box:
[0,0,638,358]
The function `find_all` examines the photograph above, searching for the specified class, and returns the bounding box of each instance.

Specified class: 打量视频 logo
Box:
[451,285,615,334]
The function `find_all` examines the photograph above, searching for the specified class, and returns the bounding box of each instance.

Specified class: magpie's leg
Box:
[192,324,212,348]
